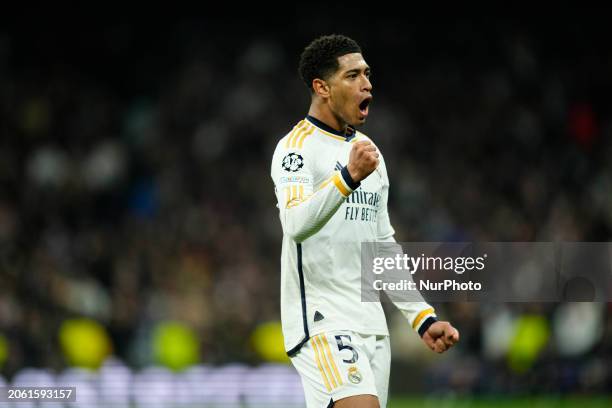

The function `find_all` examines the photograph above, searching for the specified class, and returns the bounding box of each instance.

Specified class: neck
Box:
[308,102,348,134]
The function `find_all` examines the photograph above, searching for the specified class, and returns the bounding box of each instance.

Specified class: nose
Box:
[362,75,372,92]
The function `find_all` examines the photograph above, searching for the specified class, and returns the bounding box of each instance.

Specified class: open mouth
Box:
[359,97,372,116]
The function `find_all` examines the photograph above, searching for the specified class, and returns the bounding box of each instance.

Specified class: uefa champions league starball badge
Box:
[348,366,362,384]
[281,153,304,172]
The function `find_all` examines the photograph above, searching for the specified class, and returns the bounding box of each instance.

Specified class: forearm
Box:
[280,167,359,242]
[376,237,437,336]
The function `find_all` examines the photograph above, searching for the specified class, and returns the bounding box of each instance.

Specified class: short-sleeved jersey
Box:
[271,115,437,356]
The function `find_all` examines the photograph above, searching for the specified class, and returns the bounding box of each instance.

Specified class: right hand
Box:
[347,141,379,182]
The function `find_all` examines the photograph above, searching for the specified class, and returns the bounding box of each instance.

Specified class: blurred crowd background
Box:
[0,15,611,400]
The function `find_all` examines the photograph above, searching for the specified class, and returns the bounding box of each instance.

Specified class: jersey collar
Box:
[306,115,356,142]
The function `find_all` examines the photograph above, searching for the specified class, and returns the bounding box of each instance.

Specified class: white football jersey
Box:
[271,116,437,356]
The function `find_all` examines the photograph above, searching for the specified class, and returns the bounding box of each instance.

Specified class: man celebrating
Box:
[271,34,459,408]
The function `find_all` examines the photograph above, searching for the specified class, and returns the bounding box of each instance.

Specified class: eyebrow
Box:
[344,67,371,75]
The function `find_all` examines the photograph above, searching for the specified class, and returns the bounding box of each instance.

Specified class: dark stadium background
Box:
[0,14,611,407]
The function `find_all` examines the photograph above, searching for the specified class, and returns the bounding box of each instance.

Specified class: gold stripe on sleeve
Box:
[285,120,306,148]
[297,126,316,149]
[285,173,338,209]
[317,176,333,191]
[332,173,351,197]
[291,124,310,149]
[412,308,435,329]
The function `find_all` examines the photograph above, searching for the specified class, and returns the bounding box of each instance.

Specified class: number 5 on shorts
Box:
[335,335,358,364]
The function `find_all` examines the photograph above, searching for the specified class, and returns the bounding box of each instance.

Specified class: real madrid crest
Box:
[347,366,362,384]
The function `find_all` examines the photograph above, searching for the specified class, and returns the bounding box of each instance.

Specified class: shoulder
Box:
[273,119,320,160]
[276,119,320,151]
[271,119,320,176]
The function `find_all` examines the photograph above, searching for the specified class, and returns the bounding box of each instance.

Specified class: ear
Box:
[312,78,331,99]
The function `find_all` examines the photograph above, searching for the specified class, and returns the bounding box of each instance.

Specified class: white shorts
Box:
[290,331,391,408]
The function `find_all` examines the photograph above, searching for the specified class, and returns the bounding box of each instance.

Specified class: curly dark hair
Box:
[298,34,362,92]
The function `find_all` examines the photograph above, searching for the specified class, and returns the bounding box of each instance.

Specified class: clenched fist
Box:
[422,321,460,353]
[347,140,379,182]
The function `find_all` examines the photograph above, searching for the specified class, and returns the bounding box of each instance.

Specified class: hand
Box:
[422,321,459,354]
[347,140,379,182]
